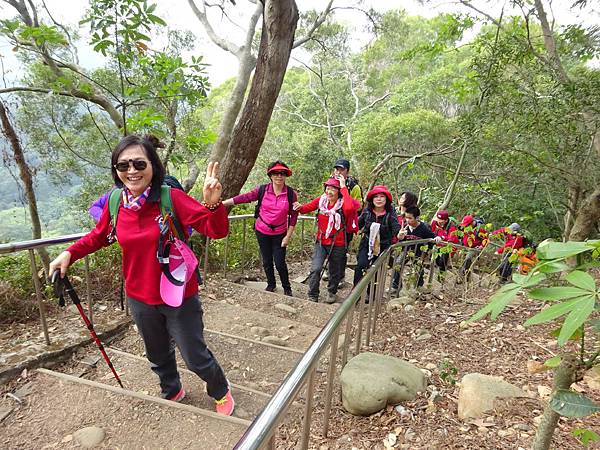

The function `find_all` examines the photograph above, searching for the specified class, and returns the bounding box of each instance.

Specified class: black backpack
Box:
[254,184,295,230]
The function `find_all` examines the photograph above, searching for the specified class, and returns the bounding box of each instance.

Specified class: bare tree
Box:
[0,100,51,273]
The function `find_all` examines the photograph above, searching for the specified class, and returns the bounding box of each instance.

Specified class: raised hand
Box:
[292,201,302,211]
[203,161,222,204]
[335,174,346,189]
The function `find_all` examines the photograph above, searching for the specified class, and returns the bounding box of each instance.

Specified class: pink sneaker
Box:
[168,387,185,402]
[215,390,235,416]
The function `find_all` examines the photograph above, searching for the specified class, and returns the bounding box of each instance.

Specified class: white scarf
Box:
[318,194,343,238]
[368,222,381,259]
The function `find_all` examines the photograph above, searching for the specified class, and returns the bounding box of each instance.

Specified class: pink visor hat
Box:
[158,238,198,307]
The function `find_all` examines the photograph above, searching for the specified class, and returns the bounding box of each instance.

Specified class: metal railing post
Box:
[241,218,247,268]
[203,235,210,277]
[28,249,50,345]
[322,327,340,437]
[84,255,93,326]
[341,300,355,368]
[223,234,229,273]
[371,264,384,336]
[365,279,375,347]
[300,367,317,450]
[354,289,367,355]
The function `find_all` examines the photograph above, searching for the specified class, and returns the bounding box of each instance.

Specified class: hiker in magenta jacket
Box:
[430,209,459,272]
[49,134,235,416]
[293,175,360,303]
[223,160,298,296]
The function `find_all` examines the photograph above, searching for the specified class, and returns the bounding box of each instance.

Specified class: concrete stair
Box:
[2,278,337,449]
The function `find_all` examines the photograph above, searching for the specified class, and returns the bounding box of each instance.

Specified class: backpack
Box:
[473,216,485,228]
[254,184,295,231]
[108,184,185,241]
[346,175,363,206]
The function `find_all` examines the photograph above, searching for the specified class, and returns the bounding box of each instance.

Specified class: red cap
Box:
[366,185,392,203]
[436,210,449,220]
[323,177,341,189]
[460,215,474,227]
[267,164,292,177]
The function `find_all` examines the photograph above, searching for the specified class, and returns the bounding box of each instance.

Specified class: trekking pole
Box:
[51,270,124,388]
[318,227,345,282]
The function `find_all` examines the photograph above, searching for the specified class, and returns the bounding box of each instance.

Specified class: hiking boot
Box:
[283,288,293,296]
[167,387,185,402]
[324,292,337,304]
[265,285,276,292]
[215,389,235,416]
[308,295,319,302]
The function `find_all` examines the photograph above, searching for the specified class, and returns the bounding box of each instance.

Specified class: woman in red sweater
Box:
[293,175,360,303]
[48,134,234,416]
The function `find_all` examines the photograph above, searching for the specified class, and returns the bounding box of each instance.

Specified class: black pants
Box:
[128,295,228,400]
[460,248,479,279]
[435,253,449,272]
[308,242,346,299]
[255,229,291,290]
[498,253,513,281]
[391,252,425,290]
[353,240,389,286]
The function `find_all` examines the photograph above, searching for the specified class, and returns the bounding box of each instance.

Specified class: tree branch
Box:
[187,0,242,55]
[292,0,334,48]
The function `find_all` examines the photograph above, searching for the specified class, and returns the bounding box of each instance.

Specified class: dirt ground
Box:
[1,261,599,449]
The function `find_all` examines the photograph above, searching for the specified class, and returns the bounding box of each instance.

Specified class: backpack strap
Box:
[159,185,186,240]
[254,184,268,220]
[107,188,123,242]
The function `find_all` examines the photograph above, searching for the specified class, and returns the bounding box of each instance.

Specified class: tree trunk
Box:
[0,101,51,274]
[532,354,583,450]
[563,185,581,241]
[569,186,600,241]
[219,0,299,200]
[210,55,257,163]
[439,142,468,211]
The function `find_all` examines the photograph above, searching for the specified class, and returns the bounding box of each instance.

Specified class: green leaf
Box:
[469,283,520,322]
[550,389,600,418]
[543,355,562,368]
[589,319,600,333]
[566,270,596,291]
[528,287,589,301]
[536,240,592,260]
[558,295,595,346]
[537,260,569,274]
[524,298,579,327]
[572,428,600,446]
[512,272,546,288]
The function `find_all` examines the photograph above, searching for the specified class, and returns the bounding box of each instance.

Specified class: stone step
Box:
[110,325,303,395]
[207,280,337,327]
[202,301,322,351]
[0,369,247,450]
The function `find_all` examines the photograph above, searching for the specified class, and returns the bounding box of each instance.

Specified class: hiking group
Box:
[48,133,532,417]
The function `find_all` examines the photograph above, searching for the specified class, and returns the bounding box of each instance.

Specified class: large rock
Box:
[458,373,526,419]
[340,352,427,416]
[73,426,106,448]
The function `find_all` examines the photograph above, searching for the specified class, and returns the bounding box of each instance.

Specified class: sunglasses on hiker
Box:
[114,159,149,172]
[270,171,287,176]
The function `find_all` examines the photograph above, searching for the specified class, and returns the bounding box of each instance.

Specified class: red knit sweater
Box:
[298,187,360,246]
[67,189,228,305]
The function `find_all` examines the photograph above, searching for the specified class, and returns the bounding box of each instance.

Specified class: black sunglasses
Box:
[270,171,287,176]
[114,159,148,172]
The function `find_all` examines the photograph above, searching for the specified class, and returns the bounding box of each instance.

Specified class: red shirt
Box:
[430,220,459,244]
[67,189,228,305]
[298,187,360,246]
[491,228,524,254]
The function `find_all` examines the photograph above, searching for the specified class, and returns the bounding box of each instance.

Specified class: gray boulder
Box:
[458,373,527,419]
[340,352,427,416]
[73,426,106,448]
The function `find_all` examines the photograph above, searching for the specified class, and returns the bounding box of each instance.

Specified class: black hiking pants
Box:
[255,229,291,291]
[128,295,228,400]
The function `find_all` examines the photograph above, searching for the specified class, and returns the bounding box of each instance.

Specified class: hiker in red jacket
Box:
[430,209,458,272]
[491,222,524,283]
[49,134,235,416]
[457,214,488,283]
[293,175,360,303]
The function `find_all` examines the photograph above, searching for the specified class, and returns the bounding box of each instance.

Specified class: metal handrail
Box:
[233,238,437,450]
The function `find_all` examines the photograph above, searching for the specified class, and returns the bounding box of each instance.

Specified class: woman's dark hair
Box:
[367,195,392,213]
[405,205,421,218]
[111,134,166,202]
[267,160,290,178]
[399,191,418,208]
